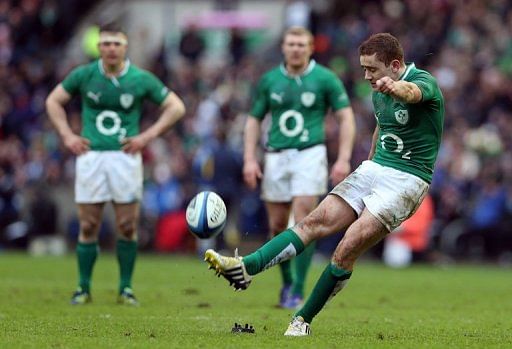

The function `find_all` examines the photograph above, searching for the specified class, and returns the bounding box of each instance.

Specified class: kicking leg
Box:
[205,195,356,290]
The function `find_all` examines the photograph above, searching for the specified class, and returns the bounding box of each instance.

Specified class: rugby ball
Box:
[186,191,227,239]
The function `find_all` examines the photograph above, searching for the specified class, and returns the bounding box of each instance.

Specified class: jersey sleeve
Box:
[411,71,438,102]
[61,66,86,96]
[143,71,170,105]
[325,73,351,111]
[249,75,269,119]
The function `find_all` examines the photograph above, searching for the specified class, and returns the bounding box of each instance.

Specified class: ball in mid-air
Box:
[186,191,227,239]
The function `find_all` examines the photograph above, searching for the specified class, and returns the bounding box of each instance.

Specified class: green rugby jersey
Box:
[372,63,444,183]
[250,60,350,150]
[62,59,169,150]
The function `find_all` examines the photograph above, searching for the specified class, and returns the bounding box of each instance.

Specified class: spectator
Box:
[0,164,23,248]
[229,27,247,65]
[179,24,205,65]
[457,171,510,260]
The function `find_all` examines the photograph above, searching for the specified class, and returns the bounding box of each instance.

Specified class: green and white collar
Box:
[98,59,131,87]
[399,62,415,81]
[280,59,316,78]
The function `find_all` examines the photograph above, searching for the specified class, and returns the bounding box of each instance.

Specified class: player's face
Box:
[360,54,400,90]
[98,32,128,67]
[282,34,313,70]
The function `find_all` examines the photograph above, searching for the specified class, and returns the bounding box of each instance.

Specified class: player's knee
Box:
[117,218,136,239]
[79,218,101,238]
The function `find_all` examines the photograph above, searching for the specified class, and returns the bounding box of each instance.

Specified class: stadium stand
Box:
[1,0,511,262]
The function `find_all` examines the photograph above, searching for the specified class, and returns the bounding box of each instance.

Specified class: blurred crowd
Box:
[1,0,512,262]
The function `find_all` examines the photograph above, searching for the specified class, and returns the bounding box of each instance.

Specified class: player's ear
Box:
[390,59,401,73]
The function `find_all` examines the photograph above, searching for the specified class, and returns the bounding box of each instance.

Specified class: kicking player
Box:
[206,32,444,335]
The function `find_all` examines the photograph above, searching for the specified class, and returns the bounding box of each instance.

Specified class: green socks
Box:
[116,239,137,293]
[291,240,316,297]
[243,229,305,276]
[76,240,137,294]
[279,260,293,286]
[296,263,352,323]
[76,241,99,293]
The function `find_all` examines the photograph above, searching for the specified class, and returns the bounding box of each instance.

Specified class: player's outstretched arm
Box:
[122,92,185,153]
[45,84,90,155]
[375,77,422,104]
[243,116,263,190]
[330,106,355,184]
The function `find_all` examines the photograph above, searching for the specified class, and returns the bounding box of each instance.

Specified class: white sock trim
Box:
[263,243,297,270]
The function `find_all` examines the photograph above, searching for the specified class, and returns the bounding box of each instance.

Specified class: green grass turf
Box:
[0,253,511,348]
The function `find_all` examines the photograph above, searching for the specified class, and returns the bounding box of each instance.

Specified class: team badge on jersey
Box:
[301,92,315,107]
[395,109,409,125]
[120,93,134,109]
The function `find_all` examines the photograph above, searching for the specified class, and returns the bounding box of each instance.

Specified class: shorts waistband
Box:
[265,143,323,153]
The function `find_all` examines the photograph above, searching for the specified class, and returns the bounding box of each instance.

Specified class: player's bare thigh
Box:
[113,202,140,240]
[77,203,105,242]
[293,194,357,245]
[332,208,388,270]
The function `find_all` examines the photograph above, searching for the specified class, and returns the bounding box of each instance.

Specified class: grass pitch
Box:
[0,253,511,348]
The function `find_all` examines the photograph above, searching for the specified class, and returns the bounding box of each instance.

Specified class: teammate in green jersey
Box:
[205,32,444,336]
[243,26,356,309]
[46,23,185,305]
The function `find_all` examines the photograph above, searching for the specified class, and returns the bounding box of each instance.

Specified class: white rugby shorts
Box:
[330,160,429,232]
[75,151,143,204]
[262,144,328,202]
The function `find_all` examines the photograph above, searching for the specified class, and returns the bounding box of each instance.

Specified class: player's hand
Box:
[375,76,395,94]
[63,133,90,155]
[243,159,262,190]
[121,134,149,154]
[330,159,351,185]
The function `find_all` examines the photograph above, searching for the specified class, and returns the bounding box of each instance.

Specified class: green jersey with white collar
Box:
[372,63,444,183]
[62,59,169,151]
[250,60,351,150]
